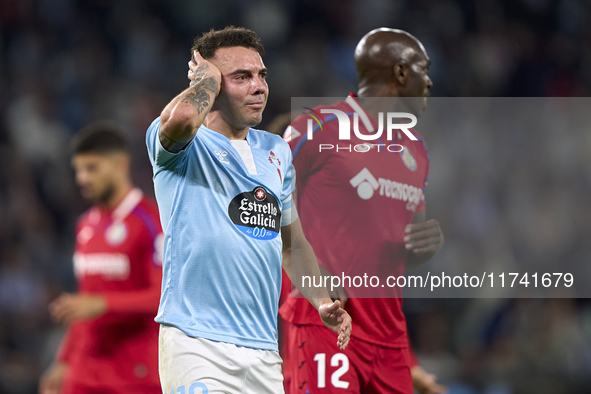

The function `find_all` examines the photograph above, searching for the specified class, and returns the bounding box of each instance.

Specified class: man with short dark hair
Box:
[40,122,163,394]
[280,28,446,394]
[147,26,351,393]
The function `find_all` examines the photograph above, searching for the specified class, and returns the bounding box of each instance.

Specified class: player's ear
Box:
[393,63,408,86]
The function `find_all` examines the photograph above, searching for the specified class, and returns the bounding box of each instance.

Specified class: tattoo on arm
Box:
[180,77,218,114]
[159,77,219,153]
[189,64,209,87]
[180,90,211,114]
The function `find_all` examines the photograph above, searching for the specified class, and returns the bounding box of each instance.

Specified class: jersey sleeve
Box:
[146,117,195,170]
[283,115,332,226]
[287,114,331,183]
[414,136,430,214]
[103,206,163,314]
[103,267,162,314]
[280,143,298,227]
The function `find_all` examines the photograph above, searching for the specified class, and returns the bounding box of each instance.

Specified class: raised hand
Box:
[188,50,221,95]
[160,50,222,153]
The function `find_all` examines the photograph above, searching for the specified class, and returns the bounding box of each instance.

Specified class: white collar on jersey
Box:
[112,187,143,222]
[345,94,375,133]
[230,139,258,175]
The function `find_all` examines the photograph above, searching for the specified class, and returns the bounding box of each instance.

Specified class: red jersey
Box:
[279,94,429,348]
[56,188,163,392]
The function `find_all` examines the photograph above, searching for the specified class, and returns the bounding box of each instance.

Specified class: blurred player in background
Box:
[146,26,351,393]
[268,115,446,394]
[39,123,163,394]
[280,28,446,393]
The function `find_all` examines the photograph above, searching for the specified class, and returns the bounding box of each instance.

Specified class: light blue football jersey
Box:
[146,117,296,351]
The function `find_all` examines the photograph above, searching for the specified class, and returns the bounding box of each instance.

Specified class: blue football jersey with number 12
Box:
[146,117,296,351]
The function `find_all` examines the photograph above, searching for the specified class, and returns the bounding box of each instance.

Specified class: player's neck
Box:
[204,113,249,141]
[102,182,134,210]
[357,83,398,98]
[357,85,416,120]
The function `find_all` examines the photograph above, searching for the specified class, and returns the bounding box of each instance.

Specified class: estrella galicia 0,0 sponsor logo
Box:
[228,186,281,240]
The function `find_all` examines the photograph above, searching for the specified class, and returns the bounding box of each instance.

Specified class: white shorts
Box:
[158,324,284,394]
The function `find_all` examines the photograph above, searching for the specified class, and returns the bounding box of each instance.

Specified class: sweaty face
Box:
[72,153,118,204]
[209,47,268,130]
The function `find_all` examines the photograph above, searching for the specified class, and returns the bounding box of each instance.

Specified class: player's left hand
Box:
[404,219,444,255]
[319,265,348,307]
[318,300,352,351]
[49,293,107,324]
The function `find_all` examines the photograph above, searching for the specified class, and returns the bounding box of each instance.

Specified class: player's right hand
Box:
[318,300,352,351]
[411,365,449,394]
[39,362,68,394]
[188,50,222,96]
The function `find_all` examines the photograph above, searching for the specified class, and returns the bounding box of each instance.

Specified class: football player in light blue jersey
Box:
[146,26,352,394]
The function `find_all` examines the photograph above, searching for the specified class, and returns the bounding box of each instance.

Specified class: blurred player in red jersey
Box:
[280,29,447,393]
[39,122,163,394]
[270,116,444,394]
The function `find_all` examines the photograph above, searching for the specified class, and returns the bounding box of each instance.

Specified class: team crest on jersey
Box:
[268,151,282,182]
[401,147,417,171]
[228,186,281,240]
[105,222,128,246]
[254,186,266,201]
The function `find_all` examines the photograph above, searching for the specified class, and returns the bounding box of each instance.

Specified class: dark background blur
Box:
[1,0,591,393]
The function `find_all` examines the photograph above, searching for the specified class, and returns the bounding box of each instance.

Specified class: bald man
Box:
[279,29,446,394]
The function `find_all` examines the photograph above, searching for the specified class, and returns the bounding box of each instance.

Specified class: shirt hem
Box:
[157,320,278,351]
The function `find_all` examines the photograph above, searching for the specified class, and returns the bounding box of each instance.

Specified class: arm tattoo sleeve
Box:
[189,64,209,87]
[158,76,219,153]
[180,76,218,114]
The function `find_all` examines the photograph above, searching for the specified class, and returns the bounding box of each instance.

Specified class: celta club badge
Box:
[268,151,282,181]
[254,186,266,201]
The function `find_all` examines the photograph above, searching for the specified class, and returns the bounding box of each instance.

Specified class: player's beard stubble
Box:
[83,181,116,206]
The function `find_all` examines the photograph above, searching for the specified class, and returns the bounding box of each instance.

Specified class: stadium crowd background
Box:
[1,0,591,393]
